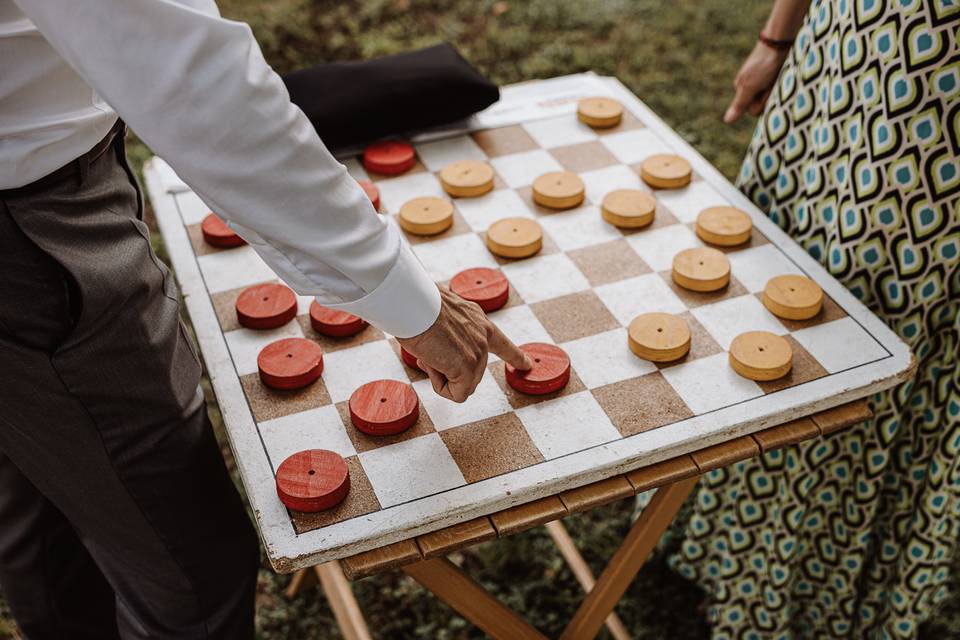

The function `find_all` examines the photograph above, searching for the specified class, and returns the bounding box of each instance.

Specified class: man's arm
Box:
[15,0,441,337]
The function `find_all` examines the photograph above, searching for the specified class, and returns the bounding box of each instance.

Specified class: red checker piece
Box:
[349,379,419,436]
[505,343,571,395]
[399,346,422,372]
[201,213,245,248]
[257,338,324,390]
[275,449,350,512]
[309,301,367,337]
[362,140,415,175]
[235,283,297,330]
[357,179,381,211]
[449,268,509,313]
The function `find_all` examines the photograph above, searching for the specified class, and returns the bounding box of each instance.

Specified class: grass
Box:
[3,1,959,638]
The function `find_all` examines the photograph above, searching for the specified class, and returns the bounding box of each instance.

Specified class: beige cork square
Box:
[488,361,587,410]
[186,223,233,257]
[488,229,561,266]
[397,208,472,246]
[386,339,429,382]
[549,141,619,174]
[761,293,847,331]
[240,373,332,422]
[757,335,829,394]
[592,372,694,437]
[295,315,385,354]
[617,202,682,237]
[531,291,620,343]
[593,110,644,136]
[290,456,381,534]
[336,400,436,454]
[211,280,280,333]
[567,239,652,287]
[440,413,545,483]
[471,125,539,158]
[659,271,751,308]
[654,312,723,370]
[364,156,429,182]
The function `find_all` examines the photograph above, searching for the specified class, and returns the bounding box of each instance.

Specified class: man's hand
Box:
[723,42,790,124]
[398,288,531,403]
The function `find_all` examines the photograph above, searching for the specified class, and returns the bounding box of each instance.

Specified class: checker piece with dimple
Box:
[601,189,656,228]
[349,379,420,436]
[640,154,692,189]
[449,267,509,312]
[577,97,624,128]
[695,206,753,246]
[628,312,691,362]
[309,301,367,337]
[235,283,297,330]
[532,171,585,209]
[201,213,245,248]
[505,343,570,395]
[672,247,731,292]
[486,217,543,259]
[275,449,350,512]
[363,140,415,175]
[398,197,454,236]
[729,331,793,381]
[763,274,824,320]
[440,160,495,198]
[257,338,324,390]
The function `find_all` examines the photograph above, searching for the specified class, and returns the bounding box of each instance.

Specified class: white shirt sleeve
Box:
[14,0,442,338]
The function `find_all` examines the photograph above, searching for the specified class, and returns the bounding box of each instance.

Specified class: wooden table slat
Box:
[340,539,422,580]
[490,496,568,536]
[811,400,873,435]
[559,475,635,514]
[625,455,700,493]
[689,436,760,473]
[751,417,821,453]
[417,517,498,559]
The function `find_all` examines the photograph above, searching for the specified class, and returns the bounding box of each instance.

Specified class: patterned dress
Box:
[669,0,960,637]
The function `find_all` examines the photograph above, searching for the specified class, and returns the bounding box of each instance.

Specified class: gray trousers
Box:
[0,124,259,639]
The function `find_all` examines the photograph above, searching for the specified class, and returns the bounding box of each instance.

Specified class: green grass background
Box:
[3,1,959,638]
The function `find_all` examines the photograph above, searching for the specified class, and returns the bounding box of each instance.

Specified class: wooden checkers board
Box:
[144,73,913,572]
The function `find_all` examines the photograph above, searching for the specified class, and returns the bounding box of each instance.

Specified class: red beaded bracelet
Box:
[759,31,794,51]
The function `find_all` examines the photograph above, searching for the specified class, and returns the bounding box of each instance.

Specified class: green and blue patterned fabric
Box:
[671,0,959,637]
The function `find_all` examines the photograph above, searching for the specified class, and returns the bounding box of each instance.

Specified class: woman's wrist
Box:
[759,31,794,52]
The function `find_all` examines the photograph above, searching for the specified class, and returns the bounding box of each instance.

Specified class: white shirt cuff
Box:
[318,242,441,338]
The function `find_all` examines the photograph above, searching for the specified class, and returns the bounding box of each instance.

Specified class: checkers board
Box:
[144,73,914,572]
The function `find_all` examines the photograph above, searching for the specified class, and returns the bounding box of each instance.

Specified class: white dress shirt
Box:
[1,0,442,338]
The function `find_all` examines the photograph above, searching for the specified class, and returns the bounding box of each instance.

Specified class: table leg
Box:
[403,557,547,640]
[545,520,631,640]
[560,475,700,640]
[285,567,318,599]
[315,561,373,640]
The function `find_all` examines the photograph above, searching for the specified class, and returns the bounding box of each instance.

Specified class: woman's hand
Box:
[724,42,790,124]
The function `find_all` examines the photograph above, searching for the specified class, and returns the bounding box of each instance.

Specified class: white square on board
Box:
[412,233,499,282]
[414,371,512,431]
[197,245,279,293]
[625,223,703,272]
[599,128,676,165]
[522,115,598,148]
[562,328,656,389]
[415,136,487,171]
[487,305,553,360]
[792,317,890,373]
[580,165,647,206]
[516,392,621,459]
[154,158,188,193]
[455,189,535,232]
[360,434,466,507]
[538,206,622,251]
[727,244,805,293]
[375,172,445,214]
[657,181,732,224]
[341,157,369,182]
[500,253,590,303]
[490,149,564,188]
[692,295,788,350]
[175,191,213,225]
[321,340,410,403]
[660,352,763,414]
[595,273,687,326]
[260,405,357,465]
[224,322,305,376]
